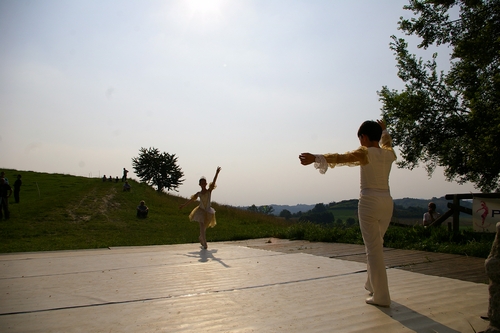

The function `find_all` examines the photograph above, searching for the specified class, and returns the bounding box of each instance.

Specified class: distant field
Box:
[329,209,358,222]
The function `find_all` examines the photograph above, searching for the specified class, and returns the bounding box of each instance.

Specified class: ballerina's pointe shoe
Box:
[365,297,390,308]
[199,237,207,250]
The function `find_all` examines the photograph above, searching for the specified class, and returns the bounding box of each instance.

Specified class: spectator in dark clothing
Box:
[123,181,131,192]
[13,175,22,203]
[0,178,12,219]
[137,200,149,218]
[122,168,129,182]
[423,202,440,227]
[0,172,8,184]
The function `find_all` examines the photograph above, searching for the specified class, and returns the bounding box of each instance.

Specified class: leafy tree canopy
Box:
[378,0,500,192]
[247,204,275,215]
[279,209,292,220]
[132,147,184,192]
[312,203,327,213]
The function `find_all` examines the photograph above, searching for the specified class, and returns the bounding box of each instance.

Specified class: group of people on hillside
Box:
[102,175,120,183]
[101,168,130,185]
[99,167,146,217]
[100,168,132,193]
[0,171,22,220]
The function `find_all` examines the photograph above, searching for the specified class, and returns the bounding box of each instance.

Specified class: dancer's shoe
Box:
[365,297,390,308]
[199,236,207,249]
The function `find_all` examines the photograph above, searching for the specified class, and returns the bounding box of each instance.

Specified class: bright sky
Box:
[0,0,477,207]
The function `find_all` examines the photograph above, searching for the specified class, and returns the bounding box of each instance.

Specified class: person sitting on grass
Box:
[123,181,131,192]
[137,200,148,218]
[423,202,440,227]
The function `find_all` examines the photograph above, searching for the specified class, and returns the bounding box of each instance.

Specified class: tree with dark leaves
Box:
[279,209,292,220]
[132,147,184,192]
[379,0,500,192]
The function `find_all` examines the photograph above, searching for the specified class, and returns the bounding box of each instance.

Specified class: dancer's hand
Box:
[377,119,386,131]
[299,153,315,166]
[212,166,221,185]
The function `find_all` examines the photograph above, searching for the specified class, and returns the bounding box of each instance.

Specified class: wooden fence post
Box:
[453,194,460,233]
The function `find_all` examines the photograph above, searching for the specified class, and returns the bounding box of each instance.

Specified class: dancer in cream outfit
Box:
[180,167,221,250]
[299,119,396,307]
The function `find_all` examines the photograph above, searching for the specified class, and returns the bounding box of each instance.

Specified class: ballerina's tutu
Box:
[189,206,216,228]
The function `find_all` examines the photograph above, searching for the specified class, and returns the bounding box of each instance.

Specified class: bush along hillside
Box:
[0,169,290,253]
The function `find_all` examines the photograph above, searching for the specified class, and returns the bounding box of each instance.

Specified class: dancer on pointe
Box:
[180,167,221,249]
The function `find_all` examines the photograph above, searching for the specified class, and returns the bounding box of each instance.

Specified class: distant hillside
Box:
[258,197,472,215]
[237,197,473,228]
[394,197,471,213]
[267,204,316,215]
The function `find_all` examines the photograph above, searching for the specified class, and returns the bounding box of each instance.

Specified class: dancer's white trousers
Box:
[358,195,393,305]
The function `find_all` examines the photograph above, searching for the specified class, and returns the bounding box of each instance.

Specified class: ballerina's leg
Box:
[199,221,207,249]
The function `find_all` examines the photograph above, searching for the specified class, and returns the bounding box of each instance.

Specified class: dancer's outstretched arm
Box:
[179,195,196,209]
[212,166,221,185]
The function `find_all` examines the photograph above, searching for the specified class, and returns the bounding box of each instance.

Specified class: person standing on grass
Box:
[179,167,221,250]
[122,168,129,182]
[0,172,8,184]
[13,174,22,203]
[299,119,396,308]
[0,177,12,220]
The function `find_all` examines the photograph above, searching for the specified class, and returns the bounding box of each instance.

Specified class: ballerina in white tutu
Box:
[180,166,221,249]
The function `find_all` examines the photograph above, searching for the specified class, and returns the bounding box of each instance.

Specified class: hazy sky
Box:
[0,0,477,207]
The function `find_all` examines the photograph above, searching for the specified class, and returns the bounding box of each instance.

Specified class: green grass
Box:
[329,209,358,222]
[0,168,495,258]
[0,169,290,252]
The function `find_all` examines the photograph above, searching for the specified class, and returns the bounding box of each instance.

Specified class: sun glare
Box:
[185,0,223,16]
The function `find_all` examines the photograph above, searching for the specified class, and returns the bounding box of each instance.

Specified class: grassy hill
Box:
[0,169,290,253]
